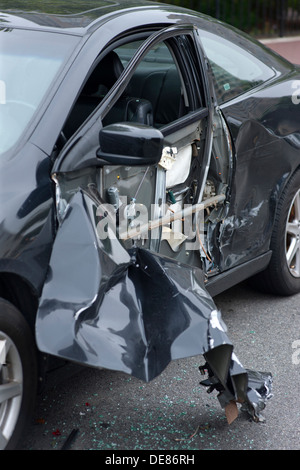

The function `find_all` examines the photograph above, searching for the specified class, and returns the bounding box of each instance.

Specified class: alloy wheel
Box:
[0,332,23,449]
[285,189,300,278]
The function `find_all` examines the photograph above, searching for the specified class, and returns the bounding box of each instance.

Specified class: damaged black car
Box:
[1,0,299,449]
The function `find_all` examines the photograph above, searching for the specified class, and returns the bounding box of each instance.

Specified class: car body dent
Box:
[36,188,272,420]
[219,92,300,270]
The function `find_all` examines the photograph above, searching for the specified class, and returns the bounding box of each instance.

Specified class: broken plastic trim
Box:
[199,362,273,423]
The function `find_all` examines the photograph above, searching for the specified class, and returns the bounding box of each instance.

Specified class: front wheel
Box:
[255,170,300,296]
[0,299,37,449]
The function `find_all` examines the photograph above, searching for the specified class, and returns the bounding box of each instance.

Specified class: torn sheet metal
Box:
[36,190,272,420]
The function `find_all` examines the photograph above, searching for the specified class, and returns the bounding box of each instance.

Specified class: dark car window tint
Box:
[62,41,143,139]
[63,35,197,139]
[199,30,275,103]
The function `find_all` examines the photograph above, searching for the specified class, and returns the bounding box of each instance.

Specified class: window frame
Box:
[96,25,209,131]
[198,29,277,105]
[55,24,212,173]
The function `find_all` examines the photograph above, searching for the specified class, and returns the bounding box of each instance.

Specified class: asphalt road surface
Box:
[19,280,300,451]
[19,38,300,454]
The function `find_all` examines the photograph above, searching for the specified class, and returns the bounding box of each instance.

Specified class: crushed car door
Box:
[36,25,272,421]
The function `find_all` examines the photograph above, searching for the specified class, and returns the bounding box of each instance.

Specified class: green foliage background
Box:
[0,0,108,13]
[159,0,300,36]
[0,0,299,36]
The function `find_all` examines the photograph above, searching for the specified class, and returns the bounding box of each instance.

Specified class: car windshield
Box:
[0,28,79,155]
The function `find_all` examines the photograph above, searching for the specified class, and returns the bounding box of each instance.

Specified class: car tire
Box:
[0,299,37,450]
[254,169,300,296]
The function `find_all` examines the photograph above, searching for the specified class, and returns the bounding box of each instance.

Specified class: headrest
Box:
[83,51,124,95]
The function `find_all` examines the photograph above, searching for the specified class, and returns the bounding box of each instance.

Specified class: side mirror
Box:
[97,123,164,166]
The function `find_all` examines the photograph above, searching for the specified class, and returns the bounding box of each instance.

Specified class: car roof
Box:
[0,0,176,35]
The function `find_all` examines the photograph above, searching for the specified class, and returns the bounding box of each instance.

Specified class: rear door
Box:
[197,24,290,274]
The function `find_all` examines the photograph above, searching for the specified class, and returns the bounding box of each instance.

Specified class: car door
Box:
[196,24,299,279]
[35,24,236,384]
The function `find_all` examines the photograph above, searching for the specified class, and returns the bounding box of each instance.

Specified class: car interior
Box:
[62,39,188,140]
[57,35,230,271]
